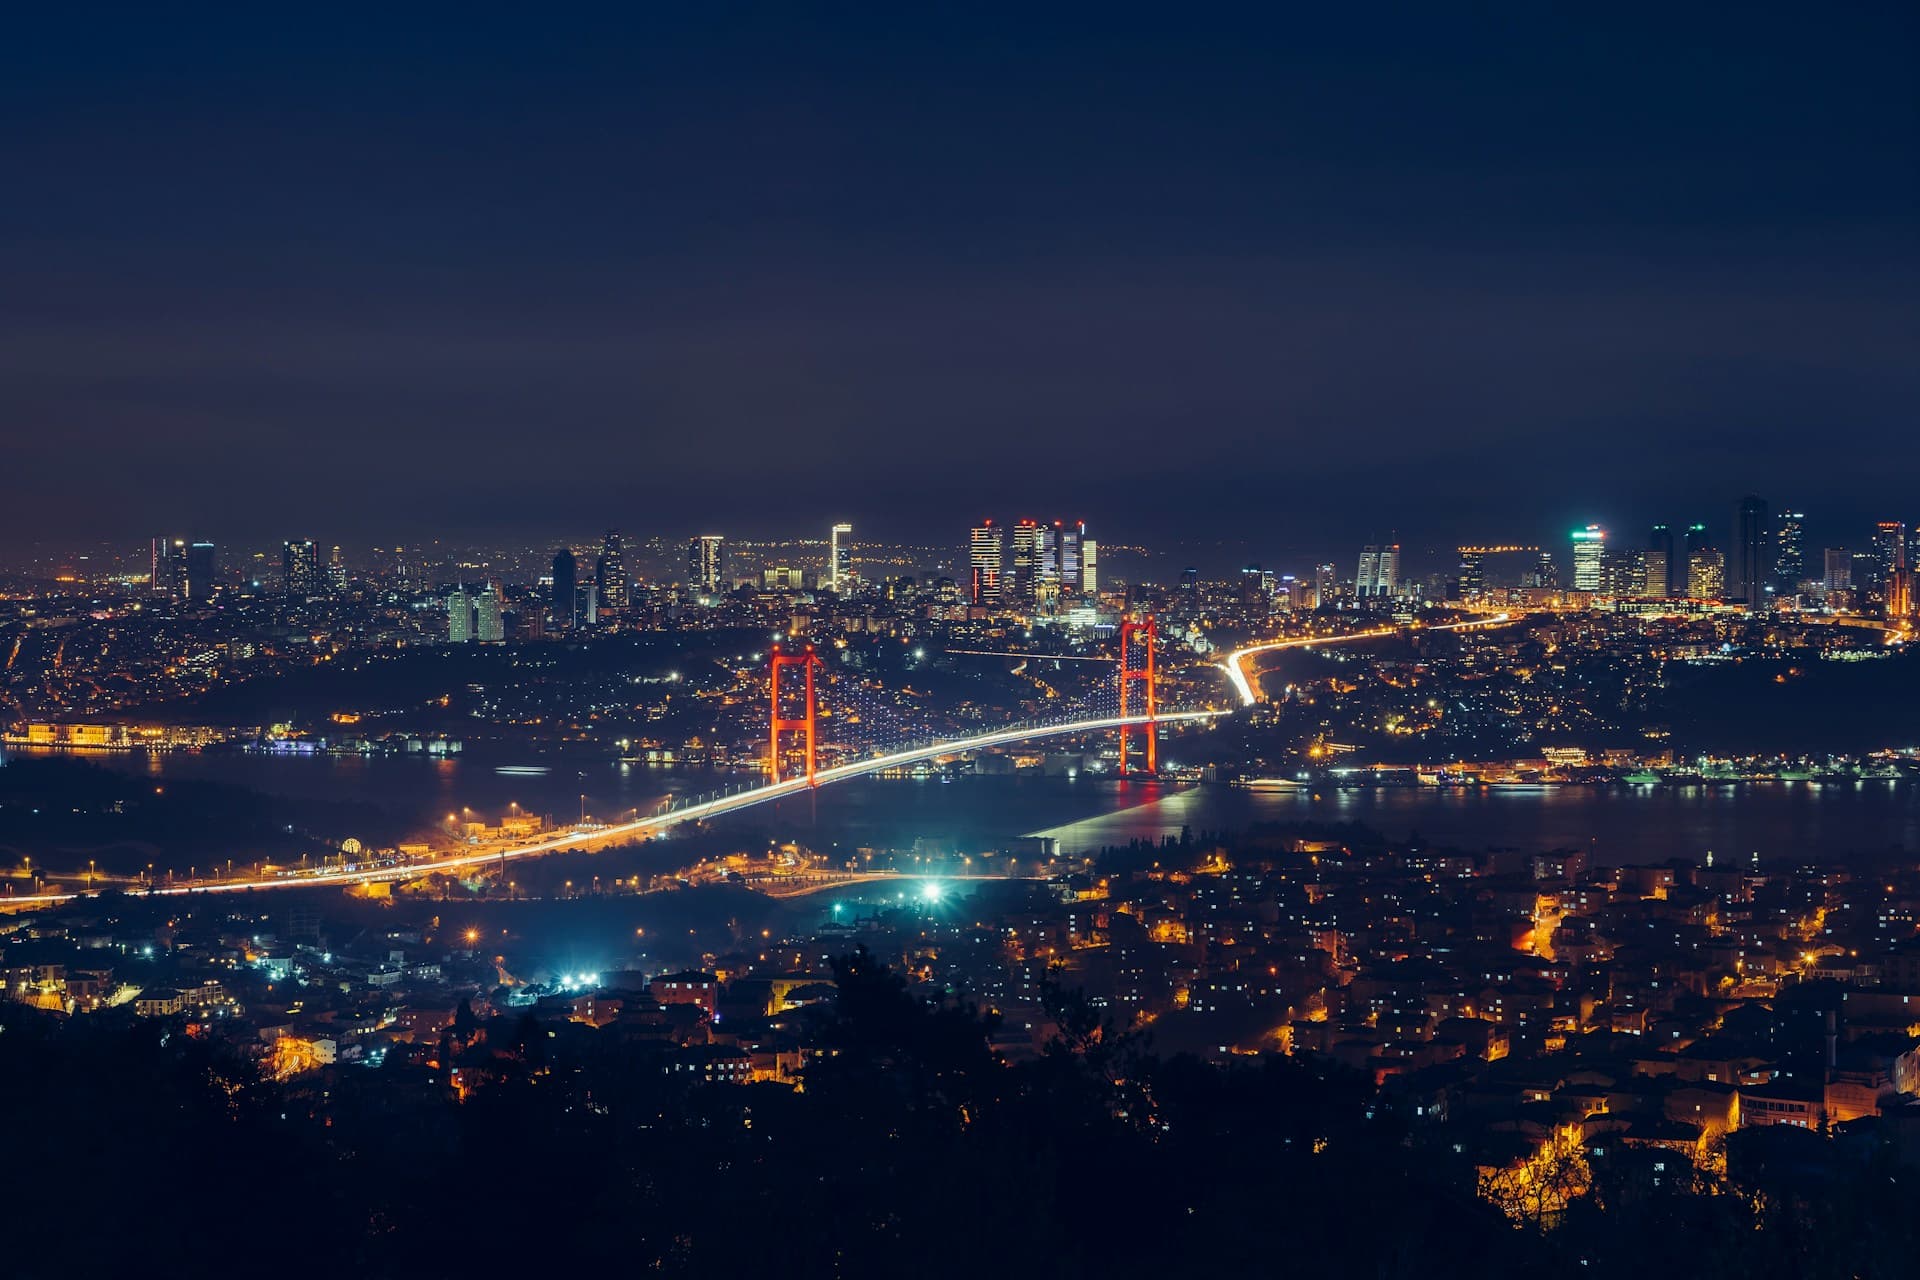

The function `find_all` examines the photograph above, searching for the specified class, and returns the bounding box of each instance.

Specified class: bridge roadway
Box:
[2,709,1223,908]
[1219,613,1515,706]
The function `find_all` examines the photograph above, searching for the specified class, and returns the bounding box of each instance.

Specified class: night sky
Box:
[4,5,1914,560]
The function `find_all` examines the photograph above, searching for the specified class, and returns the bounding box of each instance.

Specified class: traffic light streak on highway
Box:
[1218,614,1515,706]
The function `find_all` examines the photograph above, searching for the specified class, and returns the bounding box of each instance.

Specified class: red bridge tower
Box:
[769,645,823,785]
[1118,615,1158,775]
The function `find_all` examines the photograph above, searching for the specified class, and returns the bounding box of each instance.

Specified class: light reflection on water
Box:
[31,747,1920,867]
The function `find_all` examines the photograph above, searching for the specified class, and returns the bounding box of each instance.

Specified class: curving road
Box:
[2,709,1223,908]
[1218,613,1515,706]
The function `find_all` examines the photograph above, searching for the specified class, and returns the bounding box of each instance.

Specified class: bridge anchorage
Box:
[768,644,824,785]
[1117,613,1159,775]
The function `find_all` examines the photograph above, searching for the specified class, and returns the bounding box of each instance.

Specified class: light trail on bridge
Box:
[1218,614,1514,707]
[2,709,1224,909]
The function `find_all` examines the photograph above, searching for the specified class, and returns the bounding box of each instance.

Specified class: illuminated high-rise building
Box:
[1356,543,1400,598]
[688,535,726,594]
[1009,518,1042,604]
[184,542,217,600]
[1730,495,1770,605]
[149,537,176,596]
[1647,525,1676,596]
[325,545,348,594]
[551,548,578,629]
[1080,537,1099,595]
[1889,568,1916,621]
[597,531,628,612]
[1528,550,1559,591]
[828,523,854,592]
[473,583,504,643]
[1570,526,1605,592]
[446,587,472,643]
[1688,545,1724,600]
[1642,550,1669,598]
[1823,547,1852,594]
[1453,548,1485,599]
[1056,521,1084,592]
[1868,521,1909,599]
[969,520,1003,605]
[283,539,322,597]
[1774,509,1805,594]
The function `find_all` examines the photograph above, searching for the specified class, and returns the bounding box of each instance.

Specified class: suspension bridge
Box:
[6,617,1219,906]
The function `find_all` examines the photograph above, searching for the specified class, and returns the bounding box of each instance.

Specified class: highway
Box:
[2,709,1223,908]
[1218,613,1515,706]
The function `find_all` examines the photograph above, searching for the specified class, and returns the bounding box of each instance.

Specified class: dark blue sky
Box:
[3,4,1914,560]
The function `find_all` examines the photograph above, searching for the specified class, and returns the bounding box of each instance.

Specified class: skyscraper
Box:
[1057,521,1083,593]
[473,583,504,643]
[1823,548,1852,594]
[828,523,853,592]
[1009,518,1042,605]
[184,542,217,600]
[1774,509,1805,594]
[149,537,176,596]
[551,548,578,629]
[283,539,322,597]
[1530,550,1559,591]
[1080,536,1099,595]
[1730,495,1770,605]
[1647,525,1676,597]
[969,520,1003,605]
[1869,521,1909,599]
[1688,547,1725,600]
[1356,543,1400,598]
[446,586,472,642]
[688,535,726,594]
[596,531,628,613]
[1571,526,1605,592]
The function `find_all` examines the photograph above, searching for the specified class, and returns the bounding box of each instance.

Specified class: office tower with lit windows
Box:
[1730,495,1770,605]
[1527,550,1559,591]
[1824,548,1852,594]
[1080,536,1098,595]
[1570,526,1605,592]
[828,523,854,592]
[1890,568,1916,621]
[551,548,577,629]
[1642,550,1669,598]
[184,542,217,600]
[1688,546,1725,599]
[596,530,628,613]
[1607,546,1646,598]
[1056,521,1084,592]
[1453,548,1485,599]
[1009,518,1042,605]
[1356,543,1400,598]
[325,545,348,594]
[149,537,176,596]
[446,587,472,642]
[1647,525,1676,596]
[1868,521,1908,600]
[688,535,726,594]
[473,584,504,643]
[969,520,1003,605]
[283,539,322,597]
[1774,509,1805,594]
